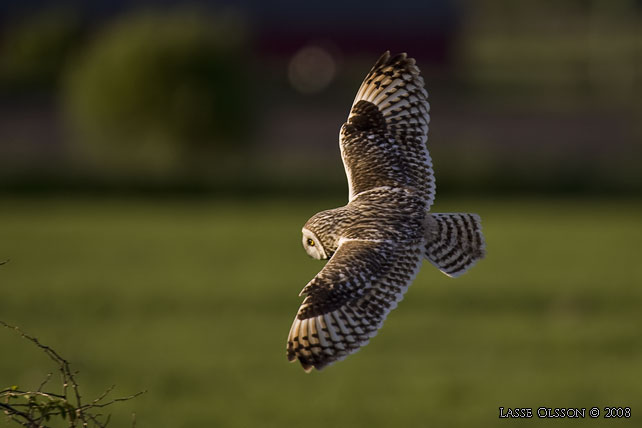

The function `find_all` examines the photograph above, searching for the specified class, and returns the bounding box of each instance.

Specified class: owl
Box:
[287,51,486,372]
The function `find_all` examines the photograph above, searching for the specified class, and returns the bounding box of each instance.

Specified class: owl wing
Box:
[287,238,424,372]
[339,51,435,206]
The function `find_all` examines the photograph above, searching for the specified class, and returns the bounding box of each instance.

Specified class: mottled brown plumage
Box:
[287,52,486,372]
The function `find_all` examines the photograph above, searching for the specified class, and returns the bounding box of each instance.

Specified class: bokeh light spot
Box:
[288,46,336,94]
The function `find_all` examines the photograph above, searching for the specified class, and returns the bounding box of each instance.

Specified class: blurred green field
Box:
[1,196,641,427]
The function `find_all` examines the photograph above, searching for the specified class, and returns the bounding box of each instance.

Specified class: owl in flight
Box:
[287,51,485,372]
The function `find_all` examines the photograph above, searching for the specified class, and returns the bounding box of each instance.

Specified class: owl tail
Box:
[424,213,485,278]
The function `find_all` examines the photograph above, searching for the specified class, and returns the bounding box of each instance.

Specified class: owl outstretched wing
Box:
[287,238,424,372]
[340,51,435,206]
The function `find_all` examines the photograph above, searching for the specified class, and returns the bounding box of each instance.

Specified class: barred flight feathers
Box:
[286,52,485,373]
[340,51,435,205]
[287,239,424,372]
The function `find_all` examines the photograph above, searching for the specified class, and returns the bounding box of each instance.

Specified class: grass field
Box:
[1,196,641,427]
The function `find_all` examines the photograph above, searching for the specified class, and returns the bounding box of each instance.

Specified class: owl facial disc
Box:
[302,228,327,260]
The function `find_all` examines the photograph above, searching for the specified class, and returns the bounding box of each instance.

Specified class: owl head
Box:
[301,227,328,260]
[301,208,346,260]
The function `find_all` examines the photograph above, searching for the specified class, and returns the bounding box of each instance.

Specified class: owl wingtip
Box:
[289,353,316,373]
[287,349,314,373]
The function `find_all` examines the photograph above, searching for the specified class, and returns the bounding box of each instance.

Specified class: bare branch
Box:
[81,390,147,410]
[0,402,40,427]
[1,320,144,428]
[37,374,53,393]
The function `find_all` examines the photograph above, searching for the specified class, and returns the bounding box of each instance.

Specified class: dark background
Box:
[1,0,640,197]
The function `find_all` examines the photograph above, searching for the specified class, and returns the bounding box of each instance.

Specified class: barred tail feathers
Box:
[425,213,485,277]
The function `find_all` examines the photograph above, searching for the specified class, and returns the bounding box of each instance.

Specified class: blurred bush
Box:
[0,8,83,95]
[62,8,253,176]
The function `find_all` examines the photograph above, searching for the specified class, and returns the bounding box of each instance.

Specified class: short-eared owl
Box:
[287,52,486,372]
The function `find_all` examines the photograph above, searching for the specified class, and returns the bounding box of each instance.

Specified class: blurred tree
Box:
[0,8,83,95]
[62,8,253,176]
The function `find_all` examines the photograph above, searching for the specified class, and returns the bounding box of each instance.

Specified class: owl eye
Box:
[307,238,315,247]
